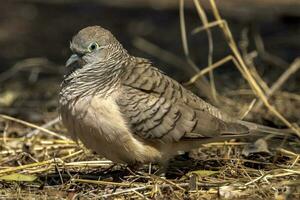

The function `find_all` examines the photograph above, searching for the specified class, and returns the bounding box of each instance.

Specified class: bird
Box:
[59,26,288,168]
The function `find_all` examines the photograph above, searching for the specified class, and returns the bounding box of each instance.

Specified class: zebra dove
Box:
[59,26,285,167]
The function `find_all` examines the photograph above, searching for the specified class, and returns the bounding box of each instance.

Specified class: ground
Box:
[0,0,299,199]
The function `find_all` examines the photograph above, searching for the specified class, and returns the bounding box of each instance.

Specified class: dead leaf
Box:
[0,90,19,106]
[0,173,37,182]
[186,170,219,177]
[242,138,271,156]
[219,185,244,199]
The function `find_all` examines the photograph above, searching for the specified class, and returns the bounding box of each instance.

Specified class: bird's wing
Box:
[117,57,249,142]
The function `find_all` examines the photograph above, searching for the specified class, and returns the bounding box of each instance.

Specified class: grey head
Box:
[65,26,128,78]
[61,26,129,98]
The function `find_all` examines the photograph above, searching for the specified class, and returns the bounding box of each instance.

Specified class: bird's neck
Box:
[60,56,127,103]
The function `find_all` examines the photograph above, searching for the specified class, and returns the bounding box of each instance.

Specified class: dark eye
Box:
[88,42,99,51]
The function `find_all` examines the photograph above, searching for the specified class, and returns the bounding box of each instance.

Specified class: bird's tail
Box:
[238,120,292,136]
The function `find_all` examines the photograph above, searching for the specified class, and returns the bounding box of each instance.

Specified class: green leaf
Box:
[0,173,37,182]
[186,170,219,177]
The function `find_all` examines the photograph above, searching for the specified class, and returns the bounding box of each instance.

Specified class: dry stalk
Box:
[72,178,141,187]
[179,0,217,104]
[192,19,225,34]
[254,58,300,111]
[0,150,83,175]
[185,55,234,85]
[208,0,300,137]
[0,114,68,140]
[193,0,218,103]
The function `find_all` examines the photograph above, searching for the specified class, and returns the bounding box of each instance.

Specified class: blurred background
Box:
[0,0,299,125]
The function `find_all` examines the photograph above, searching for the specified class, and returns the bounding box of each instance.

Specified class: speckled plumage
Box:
[59,26,282,166]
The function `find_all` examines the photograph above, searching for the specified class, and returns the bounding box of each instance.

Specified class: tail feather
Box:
[238,120,291,136]
[220,121,249,136]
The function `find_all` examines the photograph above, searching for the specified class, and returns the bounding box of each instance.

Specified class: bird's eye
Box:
[88,42,99,52]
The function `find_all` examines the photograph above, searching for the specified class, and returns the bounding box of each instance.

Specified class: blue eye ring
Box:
[88,42,99,52]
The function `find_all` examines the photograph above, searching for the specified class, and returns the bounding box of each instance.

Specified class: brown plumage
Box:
[59,26,285,166]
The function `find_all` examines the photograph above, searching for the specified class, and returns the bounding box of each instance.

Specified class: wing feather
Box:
[116,57,249,142]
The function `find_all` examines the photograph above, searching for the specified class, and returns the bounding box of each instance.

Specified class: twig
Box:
[240,28,270,93]
[179,0,193,70]
[131,190,150,200]
[26,117,60,138]
[254,58,300,111]
[240,99,256,120]
[192,20,225,34]
[193,0,218,103]
[289,155,300,168]
[102,186,151,198]
[65,160,113,167]
[148,174,186,191]
[133,37,190,71]
[253,31,290,69]
[0,150,83,174]
[185,55,232,85]
[202,142,249,147]
[277,148,299,157]
[72,178,141,187]
[179,0,216,104]
[0,57,59,82]
[208,0,300,138]
[0,114,68,140]
[283,169,300,175]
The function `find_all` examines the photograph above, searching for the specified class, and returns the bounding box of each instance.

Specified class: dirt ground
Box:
[0,0,299,199]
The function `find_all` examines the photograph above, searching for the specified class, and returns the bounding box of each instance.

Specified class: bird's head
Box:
[61,26,129,100]
[65,26,127,77]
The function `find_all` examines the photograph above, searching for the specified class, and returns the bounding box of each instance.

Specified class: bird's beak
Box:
[66,54,80,67]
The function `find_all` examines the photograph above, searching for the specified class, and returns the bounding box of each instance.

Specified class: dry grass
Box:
[0,0,299,199]
[0,120,299,199]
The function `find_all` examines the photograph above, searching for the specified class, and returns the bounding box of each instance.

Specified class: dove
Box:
[59,26,287,168]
